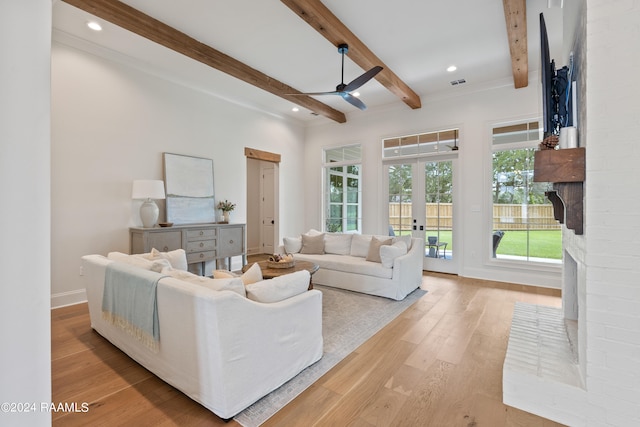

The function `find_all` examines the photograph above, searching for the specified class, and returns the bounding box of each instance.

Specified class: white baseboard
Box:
[51,289,87,309]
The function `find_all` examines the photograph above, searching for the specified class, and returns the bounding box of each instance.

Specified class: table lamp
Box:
[132,180,166,228]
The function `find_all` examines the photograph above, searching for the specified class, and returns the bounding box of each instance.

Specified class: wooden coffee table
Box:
[243,260,319,290]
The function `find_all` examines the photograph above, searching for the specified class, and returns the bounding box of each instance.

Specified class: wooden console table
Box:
[130,223,246,274]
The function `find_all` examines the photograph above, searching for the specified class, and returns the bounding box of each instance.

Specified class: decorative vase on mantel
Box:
[223,211,230,223]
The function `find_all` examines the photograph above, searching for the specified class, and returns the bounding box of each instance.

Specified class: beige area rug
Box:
[234,285,427,427]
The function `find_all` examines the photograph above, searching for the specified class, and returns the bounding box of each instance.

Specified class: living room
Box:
[2,1,640,426]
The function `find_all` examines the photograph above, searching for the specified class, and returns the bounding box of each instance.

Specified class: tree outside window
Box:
[324,146,361,233]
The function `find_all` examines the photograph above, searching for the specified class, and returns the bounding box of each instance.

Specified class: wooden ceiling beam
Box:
[502,0,529,88]
[62,0,347,123]
[281,0,421,110]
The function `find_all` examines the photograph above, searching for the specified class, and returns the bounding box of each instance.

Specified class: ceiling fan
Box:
[290,44,383,110]
[447,130,459,151]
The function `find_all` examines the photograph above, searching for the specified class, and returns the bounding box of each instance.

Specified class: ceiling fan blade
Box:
[286,91,340,96]
[344,66,383,92]
[341,92,367,110]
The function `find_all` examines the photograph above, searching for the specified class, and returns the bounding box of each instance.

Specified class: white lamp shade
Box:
[132,180,165,200]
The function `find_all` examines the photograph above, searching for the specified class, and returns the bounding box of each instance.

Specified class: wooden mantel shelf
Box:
[533,147,585,235]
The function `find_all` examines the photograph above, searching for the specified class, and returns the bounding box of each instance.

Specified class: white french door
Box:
[386,156,458,274]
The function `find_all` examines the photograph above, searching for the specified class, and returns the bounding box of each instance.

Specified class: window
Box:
[324,145,362,233]
[491,121,561,262]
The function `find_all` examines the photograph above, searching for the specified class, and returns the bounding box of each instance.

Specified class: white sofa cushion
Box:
[392,234,412,250]
[245,270,310,303]
[324,233,352,255]
[293,253,393,279]
[380,241,408,268]
[283,236,302,253]
[366,236,393,263]
[147,248,188,271]
[162,268,246,297]
[239,262,263,285]
[150,258,172,272]
[350,234,371,257]
[107,251,154,270]
[211,263,264,286]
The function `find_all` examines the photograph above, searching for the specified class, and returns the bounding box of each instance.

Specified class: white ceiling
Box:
[52,0,566,124]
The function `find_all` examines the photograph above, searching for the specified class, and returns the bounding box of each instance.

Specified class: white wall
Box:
[51,41,307,307]
[0,1,52,425]
[304,82,562,288]
[583,0,640,424]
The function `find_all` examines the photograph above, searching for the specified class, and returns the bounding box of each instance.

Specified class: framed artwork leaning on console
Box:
[163,152,215,224]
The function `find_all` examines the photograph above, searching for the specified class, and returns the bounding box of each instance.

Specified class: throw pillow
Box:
[300,233,325,254]
[366,237,392,263]
[213,269,238,279]
[196,277,246,297]
[324,233,353,255]
[149,248,188,271]
[350,234,372,257]
[163,268,246,297]
[245,270,310,303]
[392,234,412,250]
[150,258,172,273]
[305,228,323,236]
[283,236,302,254]
[380,241,408,268]
[240,262,263,285]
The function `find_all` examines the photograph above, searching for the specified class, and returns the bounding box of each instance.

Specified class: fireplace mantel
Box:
[533,147,585,234]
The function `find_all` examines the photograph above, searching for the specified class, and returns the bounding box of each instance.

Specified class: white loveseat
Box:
[281,231,424,301]
[81,252,323,420]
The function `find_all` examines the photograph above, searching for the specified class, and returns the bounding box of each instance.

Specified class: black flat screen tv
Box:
[540,12,556,138]
[540,12,573,138]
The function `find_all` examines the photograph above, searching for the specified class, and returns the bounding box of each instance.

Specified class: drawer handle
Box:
[163,246,169,251]
[229,240,233,244]
[199,253,204,258]
[199,231,204,236]
[199,242,204,248]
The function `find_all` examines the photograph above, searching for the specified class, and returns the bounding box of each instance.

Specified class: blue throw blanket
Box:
[102,263,167,352]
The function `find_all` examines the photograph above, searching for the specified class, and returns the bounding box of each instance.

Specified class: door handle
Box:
[271,220,274,224]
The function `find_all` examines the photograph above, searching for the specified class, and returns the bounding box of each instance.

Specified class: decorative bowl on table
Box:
[158,222,174,228]
[266,253,295,269]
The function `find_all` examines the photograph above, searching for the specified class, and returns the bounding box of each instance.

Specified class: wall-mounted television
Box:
[540,12,572,138]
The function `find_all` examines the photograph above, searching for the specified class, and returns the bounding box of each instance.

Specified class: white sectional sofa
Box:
[281,231,424,301]
[81,251,322,420]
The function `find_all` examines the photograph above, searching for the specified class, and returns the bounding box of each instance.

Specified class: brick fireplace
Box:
[503,1,640,426]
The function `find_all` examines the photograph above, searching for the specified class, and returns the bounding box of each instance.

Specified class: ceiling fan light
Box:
[352,91,361,97]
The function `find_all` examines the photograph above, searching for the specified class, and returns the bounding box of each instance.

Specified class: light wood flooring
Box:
[52,271,565,426]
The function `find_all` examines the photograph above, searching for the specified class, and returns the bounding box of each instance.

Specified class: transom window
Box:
[323,145,362,233]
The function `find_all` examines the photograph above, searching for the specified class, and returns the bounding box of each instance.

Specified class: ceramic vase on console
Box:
[223,211,230,222]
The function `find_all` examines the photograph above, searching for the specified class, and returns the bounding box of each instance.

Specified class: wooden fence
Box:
[389,203,560,231]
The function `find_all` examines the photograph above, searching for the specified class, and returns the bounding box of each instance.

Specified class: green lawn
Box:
[397,229,562,260]
[497,230,562,259]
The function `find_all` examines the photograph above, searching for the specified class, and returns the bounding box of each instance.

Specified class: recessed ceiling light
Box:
[447,65,457,72]
[291,107,299,112]
[87,21,102,31]
[352,91,361,97]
